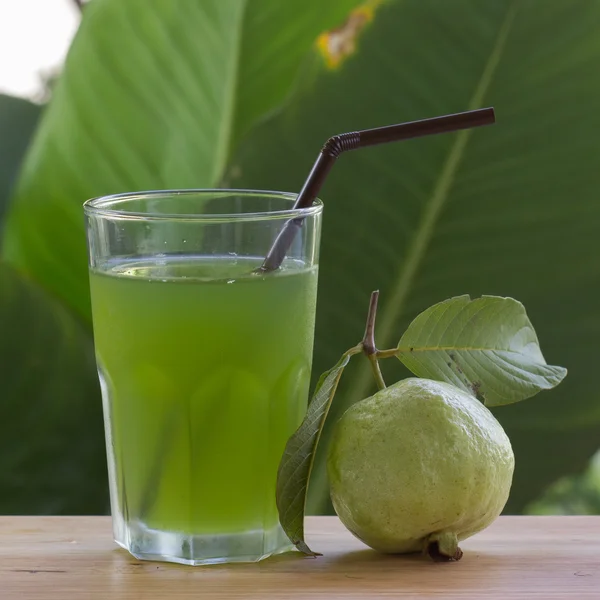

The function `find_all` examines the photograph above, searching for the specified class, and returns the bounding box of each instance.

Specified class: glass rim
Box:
[83,188,323,222]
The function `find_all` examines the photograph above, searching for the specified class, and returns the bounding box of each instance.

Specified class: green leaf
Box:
[0,95,41,230]
[0,262,106,514]
[395,295,566,407]
[2,0,362,320]
[276,346,360,555]
[231,0,600,512]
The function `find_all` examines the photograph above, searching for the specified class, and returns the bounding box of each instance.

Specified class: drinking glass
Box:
[84,189,322,565]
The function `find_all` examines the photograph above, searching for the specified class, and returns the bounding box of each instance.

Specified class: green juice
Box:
[90,256,318,545]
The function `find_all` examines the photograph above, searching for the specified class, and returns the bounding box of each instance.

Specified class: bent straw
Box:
[259,107,495,272]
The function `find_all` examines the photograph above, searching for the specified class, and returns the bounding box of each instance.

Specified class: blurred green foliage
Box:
[528,452,600,515]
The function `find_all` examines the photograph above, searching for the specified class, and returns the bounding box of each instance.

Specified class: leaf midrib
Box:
[397,346,531,353]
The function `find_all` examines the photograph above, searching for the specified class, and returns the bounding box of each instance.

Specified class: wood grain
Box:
[0,516,598,599]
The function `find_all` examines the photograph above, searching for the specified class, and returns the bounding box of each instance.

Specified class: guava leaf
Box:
[396,295,567,407]
[276,346,360,555]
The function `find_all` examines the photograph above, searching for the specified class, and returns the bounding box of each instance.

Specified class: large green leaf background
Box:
[0,95,106,514]
[2,0,600,514]
[0,0,363,514]
[230,0,600,512]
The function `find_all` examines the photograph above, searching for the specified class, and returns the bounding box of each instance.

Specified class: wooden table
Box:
[1,516,598,599]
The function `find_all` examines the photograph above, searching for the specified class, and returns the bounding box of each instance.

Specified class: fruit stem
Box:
[425,532,463,562]
[362,290,387,390]
[368,355,386,391]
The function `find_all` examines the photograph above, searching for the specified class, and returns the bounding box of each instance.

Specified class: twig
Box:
[362,291,386,390]
[368,354,386,391]
[72,0,84,13]
[362,291,379,355]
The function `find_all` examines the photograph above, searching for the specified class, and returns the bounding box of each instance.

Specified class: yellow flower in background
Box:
[316,0,382,69]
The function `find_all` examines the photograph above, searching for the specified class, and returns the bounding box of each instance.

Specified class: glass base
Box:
[115,519,294,566]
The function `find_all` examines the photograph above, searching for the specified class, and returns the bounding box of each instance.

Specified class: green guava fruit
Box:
[327,377,514,561]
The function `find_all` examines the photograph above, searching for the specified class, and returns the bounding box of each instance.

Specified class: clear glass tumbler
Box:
[84,190,322,565]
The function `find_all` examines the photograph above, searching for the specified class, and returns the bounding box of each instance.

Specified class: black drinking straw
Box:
[259,107,495,273]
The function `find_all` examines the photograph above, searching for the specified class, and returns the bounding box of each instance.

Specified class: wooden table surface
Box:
[0,516,598,599]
